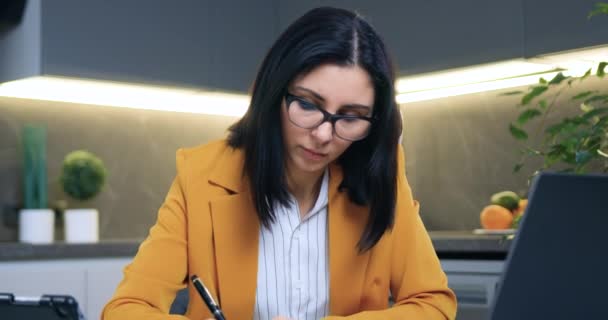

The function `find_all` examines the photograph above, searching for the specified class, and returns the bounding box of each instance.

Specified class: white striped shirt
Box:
[254,170,330,320]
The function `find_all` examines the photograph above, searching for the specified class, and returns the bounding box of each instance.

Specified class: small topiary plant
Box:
[60,150,107,202]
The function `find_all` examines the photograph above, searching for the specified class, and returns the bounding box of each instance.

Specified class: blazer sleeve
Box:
[324,145,457,320]
[101,149,190,320]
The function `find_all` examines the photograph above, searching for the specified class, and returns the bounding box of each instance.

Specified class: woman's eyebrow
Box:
[294,86,325,101]
[294,85,372,111]
[341,104,371,112]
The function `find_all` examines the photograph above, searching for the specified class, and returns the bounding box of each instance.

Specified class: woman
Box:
[102,7,456,320]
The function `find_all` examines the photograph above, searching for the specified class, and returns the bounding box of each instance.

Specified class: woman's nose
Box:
[311,121,334,142]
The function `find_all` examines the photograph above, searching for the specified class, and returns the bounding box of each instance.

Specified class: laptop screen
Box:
[489,172,608,320]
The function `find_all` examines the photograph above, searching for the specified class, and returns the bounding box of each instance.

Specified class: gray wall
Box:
[2,76,605,241]
[0,98,236,241]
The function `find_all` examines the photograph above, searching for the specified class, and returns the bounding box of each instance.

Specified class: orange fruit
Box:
[480,205,514,229]
[512,199,528,217]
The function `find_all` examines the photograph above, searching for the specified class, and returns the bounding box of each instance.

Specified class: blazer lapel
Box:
[210,193,259,320]
[328,163,372,315]
[207,146,259,320]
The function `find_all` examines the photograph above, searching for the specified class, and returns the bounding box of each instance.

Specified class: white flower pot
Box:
[64,208,99,243]
[19,209,55,244]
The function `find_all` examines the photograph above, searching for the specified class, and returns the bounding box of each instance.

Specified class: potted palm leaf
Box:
[60,150,107,243]
[19,124,55,243]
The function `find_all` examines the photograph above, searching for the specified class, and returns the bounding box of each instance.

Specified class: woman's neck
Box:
[285,166,325,216]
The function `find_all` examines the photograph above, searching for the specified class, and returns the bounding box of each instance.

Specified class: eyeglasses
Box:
[284,92,375,141]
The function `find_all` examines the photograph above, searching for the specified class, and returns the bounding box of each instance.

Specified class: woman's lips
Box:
[301,147,327,161]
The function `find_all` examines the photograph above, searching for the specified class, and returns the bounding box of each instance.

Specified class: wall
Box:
[0,98,236,241]
[403,76,607,229]
[1,76,604,240]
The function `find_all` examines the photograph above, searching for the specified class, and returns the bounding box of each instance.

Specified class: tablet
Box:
[0,293,85,320]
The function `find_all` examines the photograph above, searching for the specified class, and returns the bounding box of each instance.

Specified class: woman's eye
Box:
[341,117,359,123]
[339,111,363,117]
[297,99,317,110]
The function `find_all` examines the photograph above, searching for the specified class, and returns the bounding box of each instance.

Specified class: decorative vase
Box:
[64,208,99,243]
[18,208,55,243]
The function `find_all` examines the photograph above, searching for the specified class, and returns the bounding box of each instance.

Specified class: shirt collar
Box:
[300,168,330,221]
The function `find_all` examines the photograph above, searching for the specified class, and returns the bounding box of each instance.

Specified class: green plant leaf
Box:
[545,144,567,167]
[581,68,593,81]
[545,118,585,138]
[584,136,603,149]
[500,90,524,96]
[582,107,608,120]
[575,150,594,164]
[517,108,542,125]
[598,62,607,78]
[524,147,542,157]
[513,163,524,173]
[548,72,569,85]
[521,86,548,105]
[538,100,548,109]
[572,91,596,100]
[588,3,608,19]
[546,122,566,137]
[584,94,608,104]
[580,102,593,113]
[509,123,528,140]
[595,115,608,127]
[539,77,548,84]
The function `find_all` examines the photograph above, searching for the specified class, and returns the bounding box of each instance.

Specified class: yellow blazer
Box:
[102,139,456,320]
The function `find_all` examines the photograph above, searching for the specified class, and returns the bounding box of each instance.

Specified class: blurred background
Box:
[0,1,606,319]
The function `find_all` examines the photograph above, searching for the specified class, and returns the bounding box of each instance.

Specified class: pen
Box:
[191,275,227,320]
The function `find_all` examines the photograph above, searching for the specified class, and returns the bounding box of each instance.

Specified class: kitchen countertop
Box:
[0,231,511,262]
[429,230,511,260]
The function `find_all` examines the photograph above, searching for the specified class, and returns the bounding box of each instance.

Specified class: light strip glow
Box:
[396,45,607,104]
[396,60,556,94]
[0,76,250,117]
[1,46,605,111]
[396,72,561,104]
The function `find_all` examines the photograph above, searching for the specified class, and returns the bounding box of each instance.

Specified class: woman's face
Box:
[281,63,375,177]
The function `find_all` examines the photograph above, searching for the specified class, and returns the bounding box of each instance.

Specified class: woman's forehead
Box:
[290,64,374,105]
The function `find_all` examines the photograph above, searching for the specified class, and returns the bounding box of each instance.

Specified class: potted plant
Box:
[506,3,608,179]
[60,150,107,243]
[19,124,55,243]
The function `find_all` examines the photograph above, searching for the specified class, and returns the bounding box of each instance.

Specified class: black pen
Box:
[191,275,227,320]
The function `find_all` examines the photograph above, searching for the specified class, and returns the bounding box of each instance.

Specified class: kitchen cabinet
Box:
[4,0,604,94]
[441,259,505,320]
[40,0,214,88]
[9,0,275,92]
[523,0,608,57]
[276,0,525,75]
[206,0,277,92]
[0,257,131,320]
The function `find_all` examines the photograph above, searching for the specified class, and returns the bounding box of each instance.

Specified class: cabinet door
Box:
[441,259,505,320]
[524,0,608,57]
[86,258,132,320]
[277,0,525,75]
[0,261,87,313]
[207,0,277,92]
[41,0,214,88]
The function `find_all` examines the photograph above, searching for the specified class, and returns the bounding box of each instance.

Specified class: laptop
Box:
[489,172,608,320]
[0,293,85,320]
